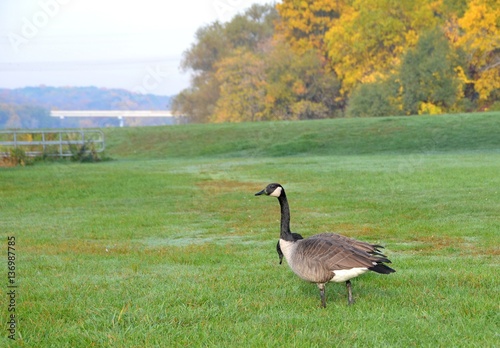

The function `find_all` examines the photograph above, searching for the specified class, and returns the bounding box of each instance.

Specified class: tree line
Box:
[172,0,499,122]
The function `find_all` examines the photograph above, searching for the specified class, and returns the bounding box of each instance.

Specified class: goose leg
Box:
[318,283,327,308]
[346,280,354,305]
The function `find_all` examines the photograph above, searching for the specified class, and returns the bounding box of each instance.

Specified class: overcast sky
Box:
[0,0,276,96]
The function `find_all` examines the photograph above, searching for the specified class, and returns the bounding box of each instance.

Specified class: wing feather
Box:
[290,236,390,283]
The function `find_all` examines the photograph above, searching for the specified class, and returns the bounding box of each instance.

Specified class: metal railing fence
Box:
[0,130,105,157]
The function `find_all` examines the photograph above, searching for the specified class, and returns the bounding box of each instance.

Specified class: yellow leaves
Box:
[459,0,495,30]
[452,66,468,100]
[212,49,267,122]
[455,66,471,85]
[474,69,500,102]
[276,0,345,53]
[404,30,419,49]
[418,102,443,115]
[457,0,499,56]
[454,0,500,100]
[323,0,499,106]
[326,6,360,95]
[326,0,446,98]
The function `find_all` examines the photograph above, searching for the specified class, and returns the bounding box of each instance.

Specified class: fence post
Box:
[59,132,63,158]
[42,131,46,154]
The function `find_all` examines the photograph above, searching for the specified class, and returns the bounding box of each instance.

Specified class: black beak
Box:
[255,189,266,196]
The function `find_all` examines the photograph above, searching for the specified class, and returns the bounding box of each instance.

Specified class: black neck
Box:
[277,191,294,241]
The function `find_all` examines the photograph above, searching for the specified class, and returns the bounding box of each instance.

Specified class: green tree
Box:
[180,22,230,74]
[210,39,340,122]
[399,28,465,115]
[173,22,228,123]
[264,40,341,120]
[225,4,279,49]
[172,75,220,124]
[212,49,267,122]
[173,4,277,122]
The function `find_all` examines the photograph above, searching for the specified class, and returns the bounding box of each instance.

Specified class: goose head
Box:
[255,183,284,198]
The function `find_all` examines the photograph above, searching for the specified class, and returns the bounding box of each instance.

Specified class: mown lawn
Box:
[1,114,499,347]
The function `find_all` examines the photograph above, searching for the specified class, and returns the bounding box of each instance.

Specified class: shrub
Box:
[346,78,401,117]
[70,142,102,163]
[291,100,330,119]
[7,148,33,166]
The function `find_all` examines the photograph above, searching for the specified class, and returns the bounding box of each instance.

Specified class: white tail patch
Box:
[331,267,369,283]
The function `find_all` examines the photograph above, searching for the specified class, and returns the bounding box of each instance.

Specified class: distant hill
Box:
[0,86,174,129]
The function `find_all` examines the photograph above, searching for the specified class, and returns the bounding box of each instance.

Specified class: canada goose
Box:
[256,183,395,307]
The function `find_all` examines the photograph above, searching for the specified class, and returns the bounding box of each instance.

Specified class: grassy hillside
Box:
[1,112,499,347]
[105,112,500,159]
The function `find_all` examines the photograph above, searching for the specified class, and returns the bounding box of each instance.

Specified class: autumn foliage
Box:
[173,0,499,122]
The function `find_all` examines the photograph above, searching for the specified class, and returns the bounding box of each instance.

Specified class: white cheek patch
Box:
[270,186,283,197]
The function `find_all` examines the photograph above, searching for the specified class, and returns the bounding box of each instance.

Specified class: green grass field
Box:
[1,113,499,347]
